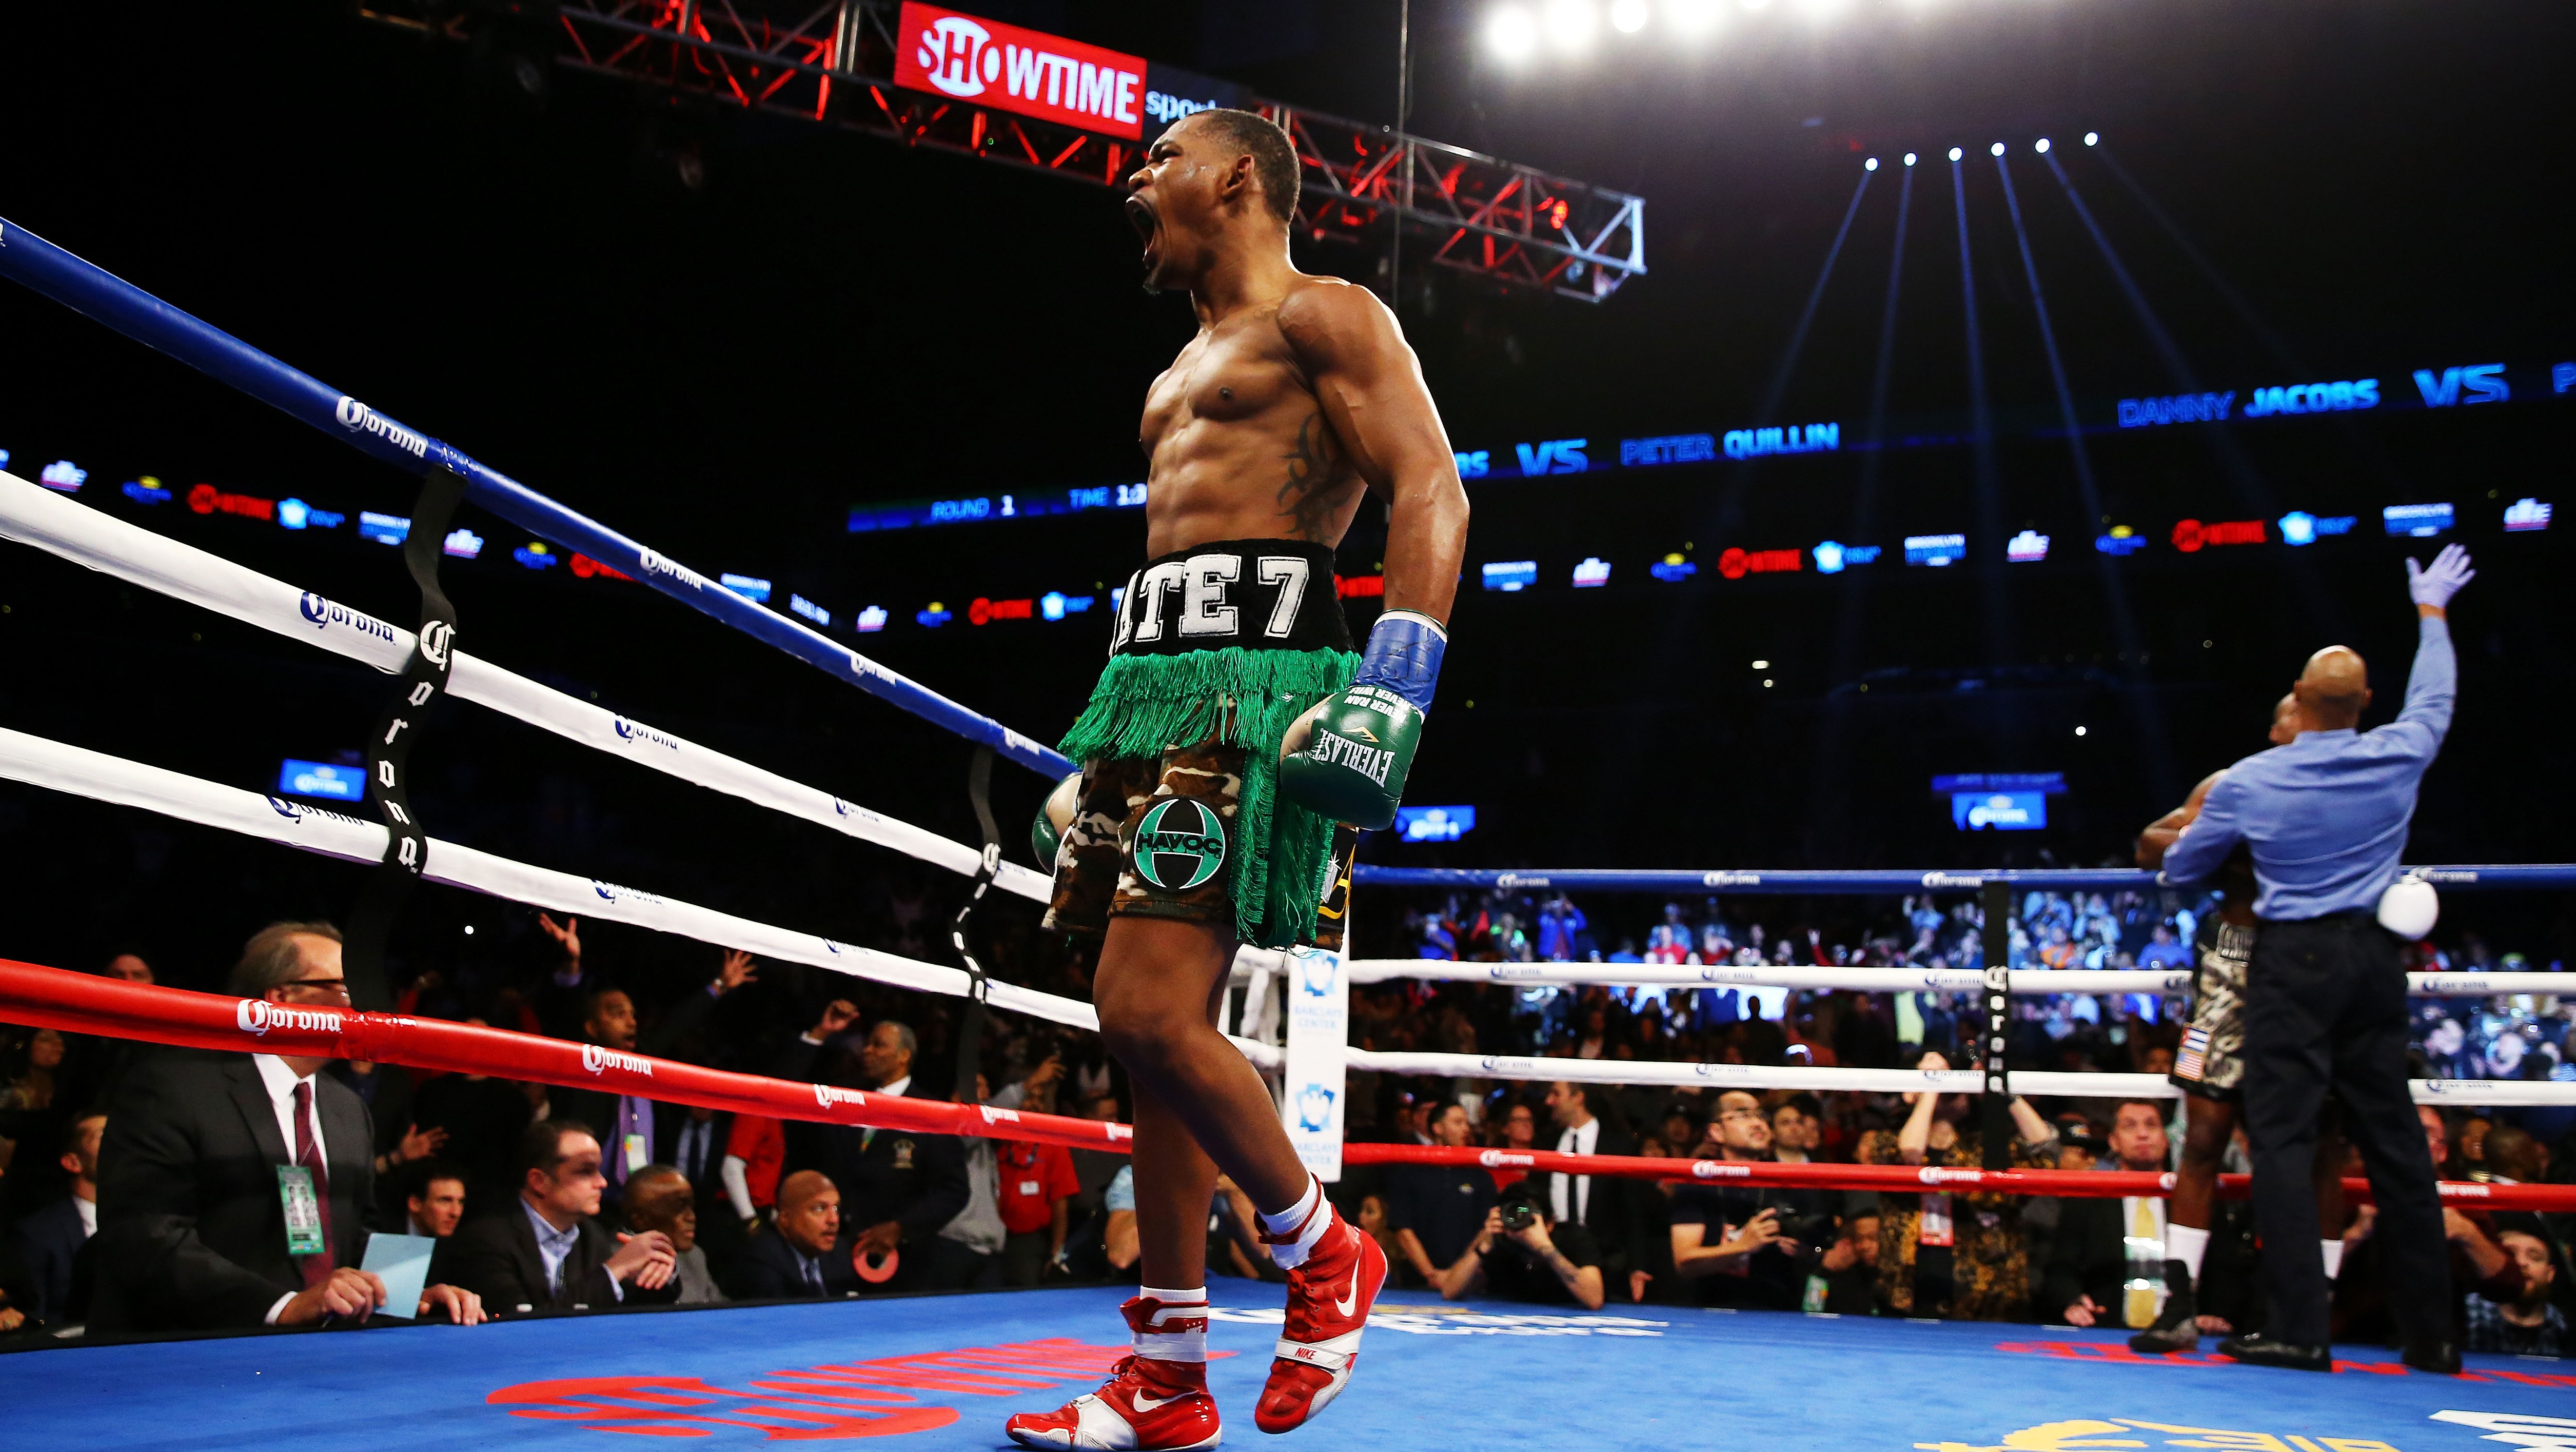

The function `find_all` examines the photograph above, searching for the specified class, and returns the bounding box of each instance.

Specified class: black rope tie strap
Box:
[342,464,467,1011]
[949,744,1004,1102]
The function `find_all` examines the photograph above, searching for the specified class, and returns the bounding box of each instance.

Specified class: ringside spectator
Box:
[1386,1103,1499,1288]
[623,1165,723,1304]
[776,1009,967,1294]
[92,923,484,1331]
[2044,1101,2176,1329]
[735,1170,859,1298]
[2463,1220,2564,1355]
[448,1119,677,1314]
[8,1111,104,1326]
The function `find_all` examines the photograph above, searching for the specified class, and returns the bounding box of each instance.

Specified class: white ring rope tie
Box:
[0,715,1282,1071]
[0,472,1053,904]
[1345,1048,2574,1106]
[1347,958,2574,998]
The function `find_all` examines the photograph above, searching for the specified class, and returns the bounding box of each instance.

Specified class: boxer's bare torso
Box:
[1137,277,1376,557]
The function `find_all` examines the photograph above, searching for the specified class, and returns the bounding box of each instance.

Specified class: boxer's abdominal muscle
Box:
[1139,303,1370,558]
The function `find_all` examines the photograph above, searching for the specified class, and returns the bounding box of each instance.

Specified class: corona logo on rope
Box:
[1702,871,1762,887]
[332,395,429,459]
[235,998,342,1037]
[1690,1160,1752,1180]
[266,795,306,819]
[977,1104,1021,1126]
[580,1043,653,1078]
[296,591,399,643]
[1478,1150,1535,1169]
[815,1085,867,1110]
[635,547,711,592]
[611,718,680,752]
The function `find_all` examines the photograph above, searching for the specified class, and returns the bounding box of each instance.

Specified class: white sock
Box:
[1257,1177,1331,1269]
[1134,1286,1209,1363]
[2167,1223,2211,1282]
[2319,1239,2345,1281]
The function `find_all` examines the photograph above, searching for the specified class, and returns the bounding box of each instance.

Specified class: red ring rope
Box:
[0,960,1130,1152]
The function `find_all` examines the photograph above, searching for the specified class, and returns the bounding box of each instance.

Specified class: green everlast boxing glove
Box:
[1031,771,1083,869]
[1280,610,1446,830]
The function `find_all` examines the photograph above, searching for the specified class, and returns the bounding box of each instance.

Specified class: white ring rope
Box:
[1346,1049,2574,1105]
[1347,958,2572,999]
[0,721,1283,1071]
[0,471,1052,904]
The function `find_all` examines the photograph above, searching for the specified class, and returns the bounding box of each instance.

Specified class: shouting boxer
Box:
[1008,109,1469,1451]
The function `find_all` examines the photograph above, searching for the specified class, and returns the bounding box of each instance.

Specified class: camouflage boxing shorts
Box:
[2171,920,2253,1101]
[1042,736,1359,949]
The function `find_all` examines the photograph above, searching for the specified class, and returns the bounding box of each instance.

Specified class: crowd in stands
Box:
[1346,887,2575,1353]
[0,883,2567,1359]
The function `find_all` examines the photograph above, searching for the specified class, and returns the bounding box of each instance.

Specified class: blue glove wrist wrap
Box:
[1350,610,1447,715]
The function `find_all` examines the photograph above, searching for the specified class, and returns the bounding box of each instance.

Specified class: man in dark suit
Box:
[91,922,485,1332]
[731,1170,862,1299]
[8,1111,104,1326]
[1542,1080,1641,1284]
[776,1007,968,1293]
[2044,1101,2179,1332]
[545,946,755,1210]
[448,1118,681,1315]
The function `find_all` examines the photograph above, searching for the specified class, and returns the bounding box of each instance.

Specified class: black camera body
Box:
[1496,1185,1545,1234]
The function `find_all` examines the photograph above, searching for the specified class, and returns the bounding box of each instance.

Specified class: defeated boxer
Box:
[1008,108,1469,1450]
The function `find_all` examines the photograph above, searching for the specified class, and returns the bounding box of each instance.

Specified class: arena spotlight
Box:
[1610,0,1650,32]
[1903,151,1918,166]
[1489,4,1540,58]
[1947,146,1963,162]
[1545,0,1599,47]
[2034,137,2051,153]
[2075,725,2089,737]
[1865,157,1879,172]
[2084,131,2100,146]
[1990,142,2005,156]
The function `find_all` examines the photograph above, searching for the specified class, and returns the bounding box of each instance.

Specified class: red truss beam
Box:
[357,1,1645,303]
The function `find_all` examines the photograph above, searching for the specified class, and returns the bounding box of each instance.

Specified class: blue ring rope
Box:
[0,216,1075,780]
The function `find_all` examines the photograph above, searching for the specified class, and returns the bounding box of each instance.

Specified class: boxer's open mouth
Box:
[1126,193,1159,268]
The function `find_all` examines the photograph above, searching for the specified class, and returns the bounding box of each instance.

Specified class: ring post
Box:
[1283,944,1349,1183]
[1979,878,2013,1170]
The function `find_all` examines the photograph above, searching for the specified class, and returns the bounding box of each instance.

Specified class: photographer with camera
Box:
[1665,1090,1830,1309]
[1437,1184,1606,1310]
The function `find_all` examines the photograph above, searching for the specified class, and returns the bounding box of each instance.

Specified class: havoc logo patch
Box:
[1134,798,1226,891]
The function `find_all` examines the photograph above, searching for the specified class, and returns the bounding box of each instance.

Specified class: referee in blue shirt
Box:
[2162,543,2474,1375]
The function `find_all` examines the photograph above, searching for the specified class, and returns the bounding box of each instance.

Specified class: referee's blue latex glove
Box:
[2406,543,2474,609]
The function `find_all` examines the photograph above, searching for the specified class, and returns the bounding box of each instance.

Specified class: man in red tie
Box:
[90,922,485,1331]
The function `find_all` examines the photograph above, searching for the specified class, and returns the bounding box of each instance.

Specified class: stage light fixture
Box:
[1610,0,1650,32]
[1865,157,1879,172]
[1903,152,1918,166]
[1947,146,1963,162]
[2083,131,2099,146]
[1990,142,2005,156]
[1489,4,1540,57]
[2034,137,2051,153]
[2075,725,2089,737]
[1545,0,1598,47]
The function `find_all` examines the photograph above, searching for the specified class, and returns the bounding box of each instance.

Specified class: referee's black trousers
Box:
[2244,911,2450,1348]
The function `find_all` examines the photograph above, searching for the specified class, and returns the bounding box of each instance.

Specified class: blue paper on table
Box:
[361,1232,436,1320]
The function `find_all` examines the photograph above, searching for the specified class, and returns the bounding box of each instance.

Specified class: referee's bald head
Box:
[2295,646,2372,730]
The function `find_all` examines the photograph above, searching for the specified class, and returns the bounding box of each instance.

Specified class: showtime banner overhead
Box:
[894,2,1147,141]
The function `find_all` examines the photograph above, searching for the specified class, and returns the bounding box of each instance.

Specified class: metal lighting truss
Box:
[359,0,1645,302]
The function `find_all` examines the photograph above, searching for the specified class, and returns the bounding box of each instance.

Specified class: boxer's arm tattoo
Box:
[1276,412,1344,541]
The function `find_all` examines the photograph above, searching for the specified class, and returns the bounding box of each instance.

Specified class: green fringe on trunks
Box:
[1057,646,1359,949]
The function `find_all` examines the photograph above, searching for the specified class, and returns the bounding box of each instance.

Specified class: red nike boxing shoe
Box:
[1254,1197,1388,1435]
[1005,1298,1221,1451]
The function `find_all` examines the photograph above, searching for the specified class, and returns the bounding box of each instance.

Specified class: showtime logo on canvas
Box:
[894,3,1146,140]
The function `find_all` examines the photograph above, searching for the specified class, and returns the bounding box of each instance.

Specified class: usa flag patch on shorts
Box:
[2175,1026,2211,1082]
